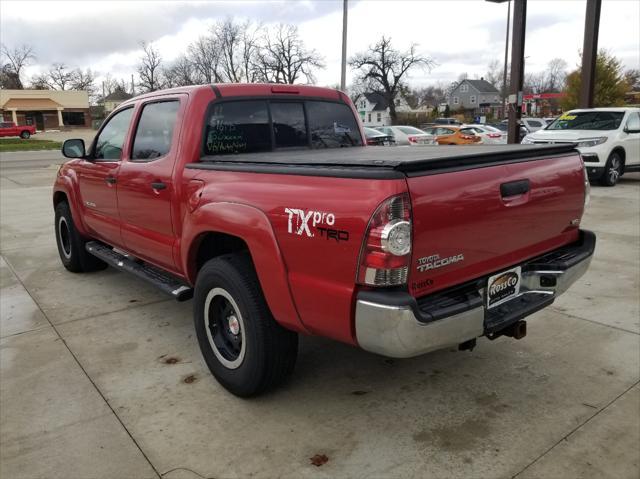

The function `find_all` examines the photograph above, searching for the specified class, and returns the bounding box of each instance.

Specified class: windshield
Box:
[547,111,625,131]
[397,126,425,135]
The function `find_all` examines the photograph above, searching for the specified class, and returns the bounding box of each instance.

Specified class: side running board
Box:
[85,241,193,302]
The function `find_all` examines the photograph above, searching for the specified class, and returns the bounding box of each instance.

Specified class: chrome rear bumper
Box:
[355,230,595,358]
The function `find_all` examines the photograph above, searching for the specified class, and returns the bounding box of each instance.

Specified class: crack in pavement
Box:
[511,381,640,478]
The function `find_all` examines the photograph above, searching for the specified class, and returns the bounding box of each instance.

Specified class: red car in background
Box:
[0,121,36,139]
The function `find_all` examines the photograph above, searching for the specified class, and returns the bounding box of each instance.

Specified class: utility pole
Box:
[507,0,526,144]
[579,0,601,108]
[502,0,511,119]
[340,0,348,91]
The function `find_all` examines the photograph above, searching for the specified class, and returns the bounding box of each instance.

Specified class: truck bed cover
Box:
[190,144,577,179]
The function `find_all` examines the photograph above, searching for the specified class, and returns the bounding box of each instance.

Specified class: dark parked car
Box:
[363,126,395,146]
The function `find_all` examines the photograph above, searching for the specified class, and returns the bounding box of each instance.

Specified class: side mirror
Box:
[62,139,86,159]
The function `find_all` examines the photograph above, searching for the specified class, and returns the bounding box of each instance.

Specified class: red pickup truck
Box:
[0,121,36,139]
[53,84,595,397]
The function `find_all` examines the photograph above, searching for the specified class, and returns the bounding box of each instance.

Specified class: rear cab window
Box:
[202,99,361,157]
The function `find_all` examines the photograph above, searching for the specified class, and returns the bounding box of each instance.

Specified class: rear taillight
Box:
[408,136,418,143]
[357,194,412,287]
[487,133,502,138]
[461,134,475,140]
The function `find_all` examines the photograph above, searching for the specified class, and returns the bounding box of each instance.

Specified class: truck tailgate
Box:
[407,153,586,297]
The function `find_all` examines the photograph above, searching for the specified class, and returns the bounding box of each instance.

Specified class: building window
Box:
[377,112,381,122]
[62,111,85,126]
[395,99,400,106]
[494,96,499,102]
[460,84,468,93]
[368,113,371,123]
[470,95,476,104]
[360,100,366,109]
[453,96,459,105]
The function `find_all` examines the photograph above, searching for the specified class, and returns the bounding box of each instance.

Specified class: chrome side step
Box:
[85,241,193,302]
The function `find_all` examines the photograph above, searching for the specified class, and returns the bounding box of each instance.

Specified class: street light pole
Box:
[340,0,348,91]
[507,0,527,144]
[579,0,601,108]
[502,0,511,119]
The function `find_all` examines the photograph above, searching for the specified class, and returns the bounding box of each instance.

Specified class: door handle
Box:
[105,177,117,184]
[151,181,167,190]
[500,179,530,197]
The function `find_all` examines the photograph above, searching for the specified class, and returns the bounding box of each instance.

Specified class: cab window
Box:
[202,100,361,156]
[93,107,134,161]
[131,101,180,161]
[271,102,307,148]
[204,101,271,155]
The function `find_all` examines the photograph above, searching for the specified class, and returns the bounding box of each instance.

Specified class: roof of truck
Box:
[127,83,345,104]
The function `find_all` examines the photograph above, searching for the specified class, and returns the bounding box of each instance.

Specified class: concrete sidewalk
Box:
[1,157,638,479]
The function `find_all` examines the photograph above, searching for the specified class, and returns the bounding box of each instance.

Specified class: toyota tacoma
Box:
[53,84,595,396]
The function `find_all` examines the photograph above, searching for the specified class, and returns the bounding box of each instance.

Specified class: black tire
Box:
[54,201,107,273]
[194,254,298,397]
[20,130,30,139]
[600,151,623,186]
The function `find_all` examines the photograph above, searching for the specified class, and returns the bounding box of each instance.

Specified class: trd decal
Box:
[317,227,349,242]
[284,208,347,241]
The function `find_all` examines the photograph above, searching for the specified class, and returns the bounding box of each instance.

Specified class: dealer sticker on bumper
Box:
[487,266,522,309]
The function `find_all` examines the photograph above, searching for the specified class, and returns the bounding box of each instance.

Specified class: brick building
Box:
[0,89,91,130]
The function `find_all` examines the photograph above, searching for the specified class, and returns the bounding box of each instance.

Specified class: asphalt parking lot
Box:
[1,149,639,479]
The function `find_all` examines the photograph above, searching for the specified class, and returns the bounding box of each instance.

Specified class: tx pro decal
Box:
[284,208,349,242]
[417,253,464,272]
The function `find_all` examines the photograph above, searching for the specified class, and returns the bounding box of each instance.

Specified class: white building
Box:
[355,92,412,127]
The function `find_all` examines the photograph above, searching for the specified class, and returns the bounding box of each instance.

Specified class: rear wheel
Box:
[600,152,623,186]
[54,201,107,272]
[20,130,30,139]
[194,254,298,397]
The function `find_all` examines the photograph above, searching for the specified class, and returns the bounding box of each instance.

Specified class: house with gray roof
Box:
[447,78,502,118]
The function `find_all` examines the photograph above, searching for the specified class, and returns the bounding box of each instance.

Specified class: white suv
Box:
[522,107,640,186]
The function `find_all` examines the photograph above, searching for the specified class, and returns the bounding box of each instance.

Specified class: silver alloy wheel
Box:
[58,216,72,259]
[608,156,621,184]
[204,287,246,369]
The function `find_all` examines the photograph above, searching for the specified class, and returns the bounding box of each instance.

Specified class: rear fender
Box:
[182,202,307,334]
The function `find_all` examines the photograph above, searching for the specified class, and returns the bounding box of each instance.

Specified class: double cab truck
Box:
[53,84,595,397]
[0,121,36,139]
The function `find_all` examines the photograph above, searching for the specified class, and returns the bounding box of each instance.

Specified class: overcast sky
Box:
[1,0,639,89]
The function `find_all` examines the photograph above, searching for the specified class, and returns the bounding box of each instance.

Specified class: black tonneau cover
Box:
[189,144,577,178]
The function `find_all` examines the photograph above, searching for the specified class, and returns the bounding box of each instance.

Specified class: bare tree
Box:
[46,63,75,90]
[545,58,568,92]
[163,55,198,87]
[349,36,435,123]
[0,64,22,89]
[137,41,163,92]
[1,43,35,89]
[212,19,261,83]
[188,35,222,83]
[524,58,568,94]
[257,24,323,84]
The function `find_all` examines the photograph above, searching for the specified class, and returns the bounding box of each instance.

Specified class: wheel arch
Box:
[182,202,307,334]
[610,147,626,171]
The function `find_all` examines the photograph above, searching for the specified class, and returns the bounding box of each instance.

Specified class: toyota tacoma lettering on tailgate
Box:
[53,84,595,397]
